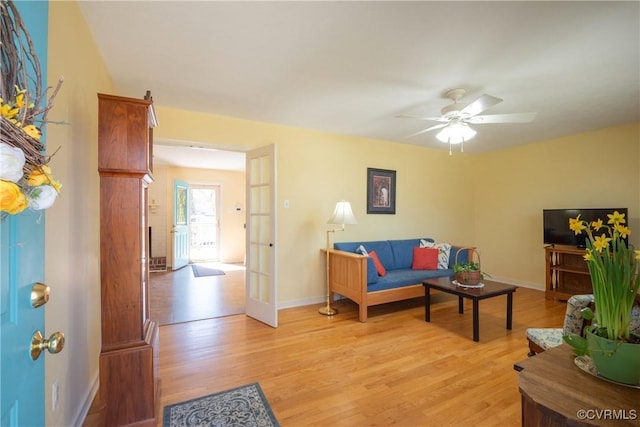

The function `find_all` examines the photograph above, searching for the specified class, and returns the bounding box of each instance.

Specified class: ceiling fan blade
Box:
[460,94,503,117]
[397,114,448,122]
[407,123,447,138]
[467,112,537,124]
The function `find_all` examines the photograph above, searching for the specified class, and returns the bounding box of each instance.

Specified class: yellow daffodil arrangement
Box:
[0,88,62,218]
[566,211,640,343]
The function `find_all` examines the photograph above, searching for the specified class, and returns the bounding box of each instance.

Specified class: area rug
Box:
[192,264,226,277]
[163,382,279,427]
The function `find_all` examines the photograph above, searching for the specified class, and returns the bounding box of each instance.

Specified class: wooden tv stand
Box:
[545,245,592,301]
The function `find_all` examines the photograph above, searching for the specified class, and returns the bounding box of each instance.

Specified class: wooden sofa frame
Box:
[327,249,431,322]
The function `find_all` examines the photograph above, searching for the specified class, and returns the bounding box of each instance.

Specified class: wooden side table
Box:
[514,344,639,426]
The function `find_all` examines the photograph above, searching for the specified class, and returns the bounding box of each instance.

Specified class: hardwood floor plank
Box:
[157,286,567,426]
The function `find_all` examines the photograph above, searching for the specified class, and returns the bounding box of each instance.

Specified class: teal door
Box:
[172,180,190,270]
[0,3,49,426]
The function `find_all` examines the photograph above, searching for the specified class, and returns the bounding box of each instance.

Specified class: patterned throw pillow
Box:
[420,239,452,269]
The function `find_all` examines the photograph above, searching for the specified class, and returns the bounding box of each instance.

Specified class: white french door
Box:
[245,144,277,327]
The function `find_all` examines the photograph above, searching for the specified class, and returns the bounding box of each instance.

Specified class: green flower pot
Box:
[586,329,640,385]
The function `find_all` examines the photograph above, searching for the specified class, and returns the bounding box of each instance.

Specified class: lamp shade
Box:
[436,121,477,144]
[328,200,357,225]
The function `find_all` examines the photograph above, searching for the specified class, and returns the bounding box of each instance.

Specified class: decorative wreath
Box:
[1,0,63,219]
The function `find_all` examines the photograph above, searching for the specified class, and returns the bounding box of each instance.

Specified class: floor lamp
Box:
[320,200,357,316]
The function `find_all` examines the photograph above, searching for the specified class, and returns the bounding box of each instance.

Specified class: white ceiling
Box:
[78,1,639,167]
[153,143,246,171]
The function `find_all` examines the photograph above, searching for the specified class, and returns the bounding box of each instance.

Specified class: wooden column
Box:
[98,93,159,426]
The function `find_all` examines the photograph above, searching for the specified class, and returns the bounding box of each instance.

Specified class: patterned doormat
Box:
[163,383,280,427]
[191,264,226,277]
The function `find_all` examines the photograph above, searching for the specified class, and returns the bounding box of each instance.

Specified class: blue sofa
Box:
[329,238,471,322]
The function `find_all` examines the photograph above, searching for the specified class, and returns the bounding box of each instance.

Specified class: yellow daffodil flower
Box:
[614,224,631,239]
[607,211,626,225]
[583,249,593,261]
[592,233,612,253]
[569,216,587,235]
[591,219,603,231]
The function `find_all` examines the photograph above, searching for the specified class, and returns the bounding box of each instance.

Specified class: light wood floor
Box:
[158,286,567,426]
[149,262,245,325]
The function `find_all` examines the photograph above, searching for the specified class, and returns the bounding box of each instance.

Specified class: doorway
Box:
[189,184,220,263]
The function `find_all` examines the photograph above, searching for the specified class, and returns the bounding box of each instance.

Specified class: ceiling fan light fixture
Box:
[435,121,477,145]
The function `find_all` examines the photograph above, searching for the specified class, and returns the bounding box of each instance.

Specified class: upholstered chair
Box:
[526,294,594,356]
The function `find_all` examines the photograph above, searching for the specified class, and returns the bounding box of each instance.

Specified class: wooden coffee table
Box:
[422,277,517,342]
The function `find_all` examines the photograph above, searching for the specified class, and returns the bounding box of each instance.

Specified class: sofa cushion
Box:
[448,246,469,268]
[334,240,395,270]
[365,257,379,284]
[412,247,438,270]
[389,239,424,269]
[367,268,454,292]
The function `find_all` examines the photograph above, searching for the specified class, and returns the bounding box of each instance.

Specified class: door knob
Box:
[31,331,65,360]
[31,283,50,308]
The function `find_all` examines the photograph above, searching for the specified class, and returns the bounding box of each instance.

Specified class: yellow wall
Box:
[475,122,640,289]
[46,1,113,425]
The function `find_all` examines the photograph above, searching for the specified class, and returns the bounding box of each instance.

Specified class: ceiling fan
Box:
[399,88,537,154]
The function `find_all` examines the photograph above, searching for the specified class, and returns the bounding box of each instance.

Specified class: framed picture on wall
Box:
[367,168,396,214]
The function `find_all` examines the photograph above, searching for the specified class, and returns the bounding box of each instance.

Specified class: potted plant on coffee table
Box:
[563,210,640,385]
[453,247,490,286]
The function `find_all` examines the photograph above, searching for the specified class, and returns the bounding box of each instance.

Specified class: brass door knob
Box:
[31,331,65,361]
[31,283,50,308]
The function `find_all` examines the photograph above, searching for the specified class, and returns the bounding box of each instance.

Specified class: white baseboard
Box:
[72,373,99,427]
[490,276,544,291]
[278,295,326,309]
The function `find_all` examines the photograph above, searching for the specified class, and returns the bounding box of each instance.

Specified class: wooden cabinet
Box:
[545,245,592,301]
[98,93,159,426]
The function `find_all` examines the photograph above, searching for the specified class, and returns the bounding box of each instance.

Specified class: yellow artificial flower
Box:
[21,125,41,140]
[0,103,19,119]
[607,210,625,225]
[26,165,54,186]
[591,219,603,231]
[592,233,612,253]
[51,179,62,192]
[0,180,28,214]
[15,91,25,108]
[635,250,640,260]
[614,224,631,239]
[569,216,587,235]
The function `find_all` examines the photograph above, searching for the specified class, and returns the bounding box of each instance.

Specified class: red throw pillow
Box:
[412,247,439,270]
[368,251,387,276]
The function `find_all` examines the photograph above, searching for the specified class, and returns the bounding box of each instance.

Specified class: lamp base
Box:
[318,305,337,316]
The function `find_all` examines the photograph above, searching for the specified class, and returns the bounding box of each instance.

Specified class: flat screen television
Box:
[543,208,628,247]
